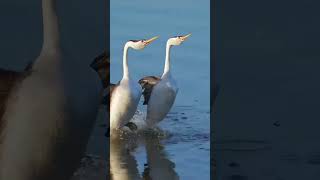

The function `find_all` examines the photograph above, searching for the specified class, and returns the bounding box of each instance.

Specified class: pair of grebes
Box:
[107,34,191,136]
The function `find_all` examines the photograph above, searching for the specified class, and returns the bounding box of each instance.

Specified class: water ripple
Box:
[214,139,271,152]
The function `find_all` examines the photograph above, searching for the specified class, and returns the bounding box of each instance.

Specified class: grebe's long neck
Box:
[122,43,130,79]
[162,42,172,78]
[41,0,60,54]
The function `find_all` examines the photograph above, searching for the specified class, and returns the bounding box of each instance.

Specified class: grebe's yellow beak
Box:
[144,36,159,45]
[181,33,191,41]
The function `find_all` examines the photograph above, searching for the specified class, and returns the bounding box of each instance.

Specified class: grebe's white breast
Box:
[110,78,142,130]
[146,74,178,127]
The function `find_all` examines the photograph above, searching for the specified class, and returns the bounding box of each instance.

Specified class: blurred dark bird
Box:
[90,52,110,137]
[90,51,109,106]
[90,51,109,89]
[0,0,101,179]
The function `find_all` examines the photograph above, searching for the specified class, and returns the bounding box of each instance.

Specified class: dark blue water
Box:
[110,0,210,179]
[214,0,320,179]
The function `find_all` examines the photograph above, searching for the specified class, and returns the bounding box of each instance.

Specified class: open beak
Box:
[181,33,191,41]
[144,36,159,45]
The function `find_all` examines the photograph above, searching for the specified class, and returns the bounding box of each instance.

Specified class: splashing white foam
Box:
[130,110,149,131]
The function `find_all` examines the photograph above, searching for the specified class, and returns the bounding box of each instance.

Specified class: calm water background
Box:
[111,0,210,179]
[214,0,320,179]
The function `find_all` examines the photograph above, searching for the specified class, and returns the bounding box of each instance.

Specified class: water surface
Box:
[213,0,320,179]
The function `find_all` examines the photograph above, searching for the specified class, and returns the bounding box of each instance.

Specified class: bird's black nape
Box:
[128,40,141,42]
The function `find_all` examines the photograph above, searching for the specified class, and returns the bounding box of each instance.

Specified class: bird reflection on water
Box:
[110,130,180,180]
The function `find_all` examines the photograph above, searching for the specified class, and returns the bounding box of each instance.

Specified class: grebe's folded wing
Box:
[138,76,161,105]
[0,66,31,131]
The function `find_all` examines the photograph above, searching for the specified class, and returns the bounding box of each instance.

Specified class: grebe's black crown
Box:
[128,40,141,42]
